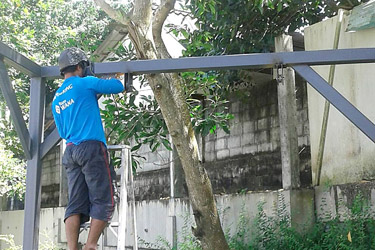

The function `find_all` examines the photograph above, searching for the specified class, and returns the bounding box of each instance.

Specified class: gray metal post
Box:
[0,41,41,76]
[118,146,129,249]
[275,35,301,189]
[128,158,138,249]
[23,77,45,249]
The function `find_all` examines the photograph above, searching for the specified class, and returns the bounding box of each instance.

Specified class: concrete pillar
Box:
[275,34,301,189]
[281,189,315,232]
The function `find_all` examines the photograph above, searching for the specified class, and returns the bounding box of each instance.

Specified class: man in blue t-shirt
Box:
[52,47,124,250]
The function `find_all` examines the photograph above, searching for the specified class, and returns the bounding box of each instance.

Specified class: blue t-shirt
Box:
[52,76,124,146]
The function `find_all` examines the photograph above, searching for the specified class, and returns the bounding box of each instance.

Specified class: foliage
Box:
[0,0,113,154]
[183,71,233,136]
[178,0,367,57]
[101,70,235,169]
[0,235,22,250]
[140,193,375,249]
[0,0,111,66]
[101,90,167,169]
[169,0,369,101]
[0,0,114,198]
[228,193,375,250]
[0,230,60,250]
[0,145,26,200]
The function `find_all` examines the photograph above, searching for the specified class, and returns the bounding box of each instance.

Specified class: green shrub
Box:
[142,193,375,250]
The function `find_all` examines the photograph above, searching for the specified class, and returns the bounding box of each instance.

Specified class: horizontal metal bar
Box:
[107,145,131,150]
[41,48,375,78]
[0,41,41,76]
[41,128,61,159]
[0,58,32,159]
[293,65,375,142]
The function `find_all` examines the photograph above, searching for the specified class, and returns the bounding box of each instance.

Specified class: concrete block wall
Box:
[36,74,311,205]
[136,143,170,173]
[202,77,311,194]
[131,77,311,200]
[205,77,310,162]
[41,144,61,208]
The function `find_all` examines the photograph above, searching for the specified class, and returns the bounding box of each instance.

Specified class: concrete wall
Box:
[133,77,312,200]
[0,189,314,249]
[304,12,375,185]
[315,181,375,221]
[41,144,63,208]
[36,62,312,205]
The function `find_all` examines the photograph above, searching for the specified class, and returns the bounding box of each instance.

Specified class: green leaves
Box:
[101,69,234,169]
[101,89,170,169]
[0,145,26,200]
[184,0,367,57]
[182,71,233,138]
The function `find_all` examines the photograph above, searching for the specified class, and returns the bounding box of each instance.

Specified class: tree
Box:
[94,0,370,248]
[0,145,26,200]
[179,0,368,57]
[94,0,229,249]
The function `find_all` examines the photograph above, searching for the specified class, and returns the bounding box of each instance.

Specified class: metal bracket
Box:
[275,64,284,84]
[125,73,133,92]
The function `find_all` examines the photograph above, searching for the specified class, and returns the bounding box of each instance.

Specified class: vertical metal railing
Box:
[107,145,137,250]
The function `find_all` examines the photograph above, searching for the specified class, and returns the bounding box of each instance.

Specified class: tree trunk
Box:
[93,0,229,249]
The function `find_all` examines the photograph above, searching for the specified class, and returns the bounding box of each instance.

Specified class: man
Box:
[52,47,124,250]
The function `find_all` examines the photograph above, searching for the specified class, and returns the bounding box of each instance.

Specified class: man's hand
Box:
[115,73,124,79]
[99,73,124,80]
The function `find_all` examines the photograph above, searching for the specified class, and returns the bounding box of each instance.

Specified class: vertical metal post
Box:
[23,77,45,249]
[169,135,177,249]
[117,147,128,249]
[128,157,138,249]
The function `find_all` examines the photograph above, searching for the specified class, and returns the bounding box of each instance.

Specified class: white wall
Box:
[0,191,311,249]
[304,11,375,185]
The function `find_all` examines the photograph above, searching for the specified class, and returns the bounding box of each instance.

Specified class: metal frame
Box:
[0,40,374,249]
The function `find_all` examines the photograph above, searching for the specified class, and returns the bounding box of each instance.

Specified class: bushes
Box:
[227,193,375,250]
[144,193,375,250]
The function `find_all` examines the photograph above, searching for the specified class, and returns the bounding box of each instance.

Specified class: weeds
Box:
[140,193,375,250]
[0,230,60,250]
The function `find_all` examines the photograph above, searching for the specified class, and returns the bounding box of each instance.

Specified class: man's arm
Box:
[85,76,124,94]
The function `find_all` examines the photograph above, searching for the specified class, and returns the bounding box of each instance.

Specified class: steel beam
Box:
[293,65,375,142]
[41,128,61,159]
[23,77,45,249]
[41,48,375,78]
[0,41,41,76]
[0,57,32,159]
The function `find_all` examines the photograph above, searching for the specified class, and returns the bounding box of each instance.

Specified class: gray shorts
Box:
[62,140,115,224]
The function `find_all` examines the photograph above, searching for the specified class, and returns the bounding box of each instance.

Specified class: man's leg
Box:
[83,219,107,250]
[65,214,81,250]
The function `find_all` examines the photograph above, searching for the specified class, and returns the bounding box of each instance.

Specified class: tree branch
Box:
[152,0,176,59]
[133,0,153,33]
[93,0,131,25]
